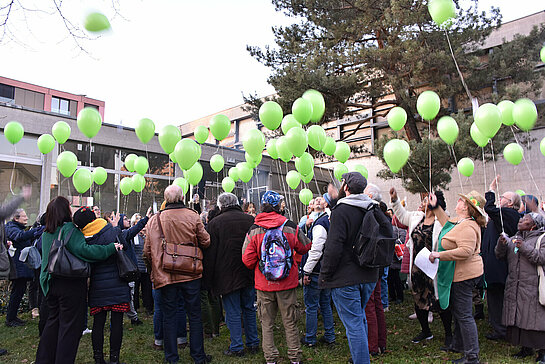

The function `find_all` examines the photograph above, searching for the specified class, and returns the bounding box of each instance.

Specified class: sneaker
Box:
[409,312,417,320]
[300,337,315,347]
[5,320,24,327]
[428,311,434,323]
[32,308,40,319]
[411,331,433,343]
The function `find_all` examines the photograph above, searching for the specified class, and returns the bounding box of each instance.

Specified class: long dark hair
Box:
[45,196,72,233]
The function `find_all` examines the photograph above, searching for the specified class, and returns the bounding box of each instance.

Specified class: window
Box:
[84,103,99,111]
[51,96,70,115]
[0,83,15,103]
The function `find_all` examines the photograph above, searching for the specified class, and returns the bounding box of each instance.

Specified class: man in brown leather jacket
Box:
[144,185,211,364]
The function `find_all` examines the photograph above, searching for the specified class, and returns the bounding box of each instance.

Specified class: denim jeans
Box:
[303,275,335,344]
[159,279,205,364]
[450,277,480,361]
[222,286,260,352]
[152,288,187,342]
[331,282,376,364]
[380,267,389,309]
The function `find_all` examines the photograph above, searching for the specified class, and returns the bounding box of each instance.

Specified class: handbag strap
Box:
[59,225,76,247]
[156,210,197,248]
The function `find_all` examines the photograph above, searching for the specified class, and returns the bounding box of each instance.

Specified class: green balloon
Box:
[243,129,265,157]
[222,177,235,193]
[302,89,325,123]
[281,114,300,135]
[131,174,146,193]
[299,188,313,205]
[387,107,407,131]
[322,136,336,156]
[84,11,111,32]
[334,142,350,163]
[276,136,293,162]
[37,134,55,154]
[209,114,231,141]
[428,0,456,27]
[194,125,209,144]
[120,177,133,195]
[174,138,201,170]
[266,139,278,159]
[184,162,203,185]
[52,121,71,144]
[134,156,149,176]
[516,189,526,197]
[437,116,459,145]
[4,121,24,144]
[57,151,78,178]
[541,137,545,157]
[173,177,189,195]
[245,152,262,169]
[383,139,410,173]
[125,154,137,172]
[228,167,239,181]
[72,168,93,194]
[77,107,102,139]
[237,162,253,183]
[513,98,538,132]
[497,100,515,126]
[169,152,177,164]
[292,97,313,125]
[417,91,440,121]
[307,125,326,151]
[351,164,368,179]
[286,170,301,190]
[541,46,545,63]
[334,163,348,181]
[474,103,501,138]
[457,158,474,177]
[503,143,523,165]
[92,167,107,185]
[470,123,489,147]
[259,101,283,130]
[159,125,181,154]
[301,170,314,184]
[295,152,314,176]
[286,127,308,157]
[136,118,155,144]
[210,154,224,172]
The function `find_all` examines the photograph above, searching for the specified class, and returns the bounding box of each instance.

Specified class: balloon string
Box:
[489,141,505,234]
[428,120,432,194]
[406,161,429,194]
[449,145,464,194]
[509,126,542,197]
[482,147,487,192]
[444,29,473,103]
[9,145,17,195]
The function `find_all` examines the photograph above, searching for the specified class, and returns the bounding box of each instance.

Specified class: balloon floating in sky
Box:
[281,114,300,135]
[292,97,313,125]
[474,103,501,139]
[134,156,149,176]
[37,134,55,154]
[497,100,515,126]
[540,137,545,157]
[334,163,348,181]
[513,98,538,132]
[159,125,181,154]
[84,12,111,33]
[222,177,235,193]
[276,136,293,162]
[541,46,545,63]
[334,142,351,164]
[243,129,265,157]
[307,125,326,151]
[173,177,189,195]
[92,167,107,185]
[295,152,314,177]
[124,154,137,172]
[383,139,410,173]
[72,168,93,194]
[503,143,523,166]
[77,107,102,139]
[387,107,407,131]
[299,189,313,205]
[237,162,253,183]
[286,170,301,189]
[184,162,204,185]
[351,164,368,179]
[470,123,489,147]
[286,127,308,158]
[135,118,155,144]
[228,167,239,182]
[119,177,133,195]
[52,121,71,144]
[302,89,325,123]
[322,136,336,156]
[174,138,201,170]
[209,114,231,141]
[210,154,224,172]
[516,189,526,197]
[57,151,78,178]
[457,157,474,177]
[417,91,440,121]
[259,101,283,131]
[194,125,209,144]
[132,174,146,193]
[428,0,456,27]
[436,116,459,145]
[266,139,278,159]
[4,121,24,144]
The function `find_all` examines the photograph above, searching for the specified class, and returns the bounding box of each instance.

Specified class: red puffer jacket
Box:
[242,212,311,292]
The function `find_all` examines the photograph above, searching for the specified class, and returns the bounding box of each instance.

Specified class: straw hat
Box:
[458,190,486,218]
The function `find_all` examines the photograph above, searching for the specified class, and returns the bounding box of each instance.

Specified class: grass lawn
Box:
[0,288,537,364]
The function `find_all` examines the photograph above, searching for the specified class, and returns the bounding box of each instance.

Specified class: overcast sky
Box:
[1,0,543,128]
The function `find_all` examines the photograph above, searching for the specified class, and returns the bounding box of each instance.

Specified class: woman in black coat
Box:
[4,209,44,326]
[73,207,130,364]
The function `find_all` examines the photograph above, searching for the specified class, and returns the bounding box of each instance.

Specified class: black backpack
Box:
[352,204,396,269]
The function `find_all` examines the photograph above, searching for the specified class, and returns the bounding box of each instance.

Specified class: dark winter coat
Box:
[131,234,147,273]
[482,191,520,285]
[319,194,380,289]
[496,229,545,331]
[204,205,255,296]
[0,196,23,246]
[86,224,130,308]
[118,214,149,267]
[5,220,44,280]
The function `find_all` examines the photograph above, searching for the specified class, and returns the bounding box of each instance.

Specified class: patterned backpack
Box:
[258,221,293,281]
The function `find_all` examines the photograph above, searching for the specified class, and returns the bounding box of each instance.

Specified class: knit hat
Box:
[73,206,97,229]
[261,191,284,207]
[323,193,332,207]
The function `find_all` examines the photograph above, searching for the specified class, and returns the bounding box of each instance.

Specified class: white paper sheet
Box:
[414,247,439,280]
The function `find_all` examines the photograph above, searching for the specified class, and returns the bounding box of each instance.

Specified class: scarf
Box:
[81,218,108,237]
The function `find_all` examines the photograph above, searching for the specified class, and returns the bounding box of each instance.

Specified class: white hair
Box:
[217,193,239,209]
[130,213,141,226]
[365,183,382,202]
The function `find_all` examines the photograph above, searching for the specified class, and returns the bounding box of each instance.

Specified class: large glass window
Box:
[51,96,70,116]
[0,83,14,103]
[0,161,41,224]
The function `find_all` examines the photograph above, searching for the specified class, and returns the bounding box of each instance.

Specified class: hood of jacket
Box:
[336,193,376,210]
[254,211,288,229]
[117,214,127,230]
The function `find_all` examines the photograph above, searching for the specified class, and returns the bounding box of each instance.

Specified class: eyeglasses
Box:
[500,195,512,203]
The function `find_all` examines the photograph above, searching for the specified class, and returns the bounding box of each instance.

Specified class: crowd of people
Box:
[1,172,545,364]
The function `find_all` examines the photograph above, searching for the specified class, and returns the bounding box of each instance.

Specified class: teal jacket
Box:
[40,222,116,296]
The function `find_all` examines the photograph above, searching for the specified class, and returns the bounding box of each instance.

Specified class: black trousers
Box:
[92,311,124,354]
[29,269,42,309]
[35,278,87,364]
[387,268,404,303]
[133,272,153,311]
[6,278,29,322]
[487,283,506,337]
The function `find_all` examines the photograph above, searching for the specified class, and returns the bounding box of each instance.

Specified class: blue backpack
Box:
[258,221,293,281]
